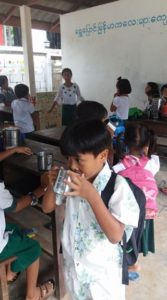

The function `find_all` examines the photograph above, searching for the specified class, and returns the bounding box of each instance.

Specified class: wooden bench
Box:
[0,256,17,300]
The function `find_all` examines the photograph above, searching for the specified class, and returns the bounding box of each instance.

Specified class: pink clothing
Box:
[115,155,159,219]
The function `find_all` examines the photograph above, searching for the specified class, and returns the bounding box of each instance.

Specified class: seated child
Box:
[42,119,139,300]
[113,124,160,279]
[0,149,54,300]
[11,84,37,136]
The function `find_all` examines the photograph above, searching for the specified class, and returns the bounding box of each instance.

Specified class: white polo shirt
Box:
[11,97,35,133]
[0,182,14,253]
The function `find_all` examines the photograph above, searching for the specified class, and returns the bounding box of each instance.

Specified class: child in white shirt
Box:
[11,84,36,135]
[110,77,132,120]
[42,120,139,300]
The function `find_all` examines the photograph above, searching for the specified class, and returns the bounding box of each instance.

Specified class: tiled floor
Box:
[8,157,167,300]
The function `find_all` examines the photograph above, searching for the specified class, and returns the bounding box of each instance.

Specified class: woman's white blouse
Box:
[54,83,84,105]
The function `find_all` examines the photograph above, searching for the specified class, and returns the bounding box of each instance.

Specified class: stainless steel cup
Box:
[37,151,46,171]
[45,153,53,170]
[37,151,53,171]
[53,167,70,195]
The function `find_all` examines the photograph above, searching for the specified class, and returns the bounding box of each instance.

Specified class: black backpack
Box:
[101,172,146,285]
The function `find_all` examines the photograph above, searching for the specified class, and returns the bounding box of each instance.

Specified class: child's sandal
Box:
[38,279,55,300]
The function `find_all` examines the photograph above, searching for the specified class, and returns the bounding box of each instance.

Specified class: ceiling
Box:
[0,0,118,32]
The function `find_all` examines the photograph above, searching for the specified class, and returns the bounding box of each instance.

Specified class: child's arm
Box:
[65,171,125,244]
[14,186,45,212]
[41,167,59,213]
[110,96,119,112]
[13,168,59,213]
[47,101,58,113]
[76,84,84,102]
[110,103,117,112]
[0,147,32,161]
[48,87,62,113]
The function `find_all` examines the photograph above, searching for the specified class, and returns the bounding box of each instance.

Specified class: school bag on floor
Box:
[101,172,146,285]
[118,155,158,219]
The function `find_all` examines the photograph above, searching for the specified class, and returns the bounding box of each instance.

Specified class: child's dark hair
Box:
[62,68,72,76]
[76,101,108,122]
[60,119,112,157]
[14,84,29,99]
[124,124,157,157]
[116,77,132,94]
[160,84,167,94]
[146,82,160,98]
[0,75,8,87]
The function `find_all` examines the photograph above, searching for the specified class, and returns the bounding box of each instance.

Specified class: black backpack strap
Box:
[122,232,129,285]
[101,172,130,285]
[101,171,117,208]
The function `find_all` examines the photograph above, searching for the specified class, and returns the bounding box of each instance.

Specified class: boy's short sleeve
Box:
[0,182,15,210]
[27,102,35,114]
[108,175,139,238]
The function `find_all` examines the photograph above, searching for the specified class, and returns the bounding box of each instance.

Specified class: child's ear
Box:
[99,149,109,161]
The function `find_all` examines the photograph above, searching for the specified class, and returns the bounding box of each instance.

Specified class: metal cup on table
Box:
[37,151,53,171]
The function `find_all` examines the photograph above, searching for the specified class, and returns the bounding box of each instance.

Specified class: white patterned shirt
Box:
[54,83,84,105]
[56,162,139,300]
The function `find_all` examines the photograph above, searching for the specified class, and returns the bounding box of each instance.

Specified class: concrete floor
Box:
[8,156,167,300]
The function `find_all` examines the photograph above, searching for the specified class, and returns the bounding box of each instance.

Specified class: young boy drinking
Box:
[42,120,139,300]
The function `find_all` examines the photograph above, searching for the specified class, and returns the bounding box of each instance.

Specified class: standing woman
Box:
[48,68,84,126]
[0,75,15,107]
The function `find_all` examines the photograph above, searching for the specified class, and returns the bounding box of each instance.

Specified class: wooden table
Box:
[127,119,167,137]
[27,126,66,146]
[3,139,67,299]
[0,106,13,123]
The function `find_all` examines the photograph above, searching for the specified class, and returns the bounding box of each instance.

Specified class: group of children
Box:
[40,113,160,299]
[0,70,161,300]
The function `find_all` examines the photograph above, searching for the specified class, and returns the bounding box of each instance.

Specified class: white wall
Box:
[60,0,167,110]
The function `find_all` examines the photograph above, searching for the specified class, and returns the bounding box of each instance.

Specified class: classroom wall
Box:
[60,0,167,110]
